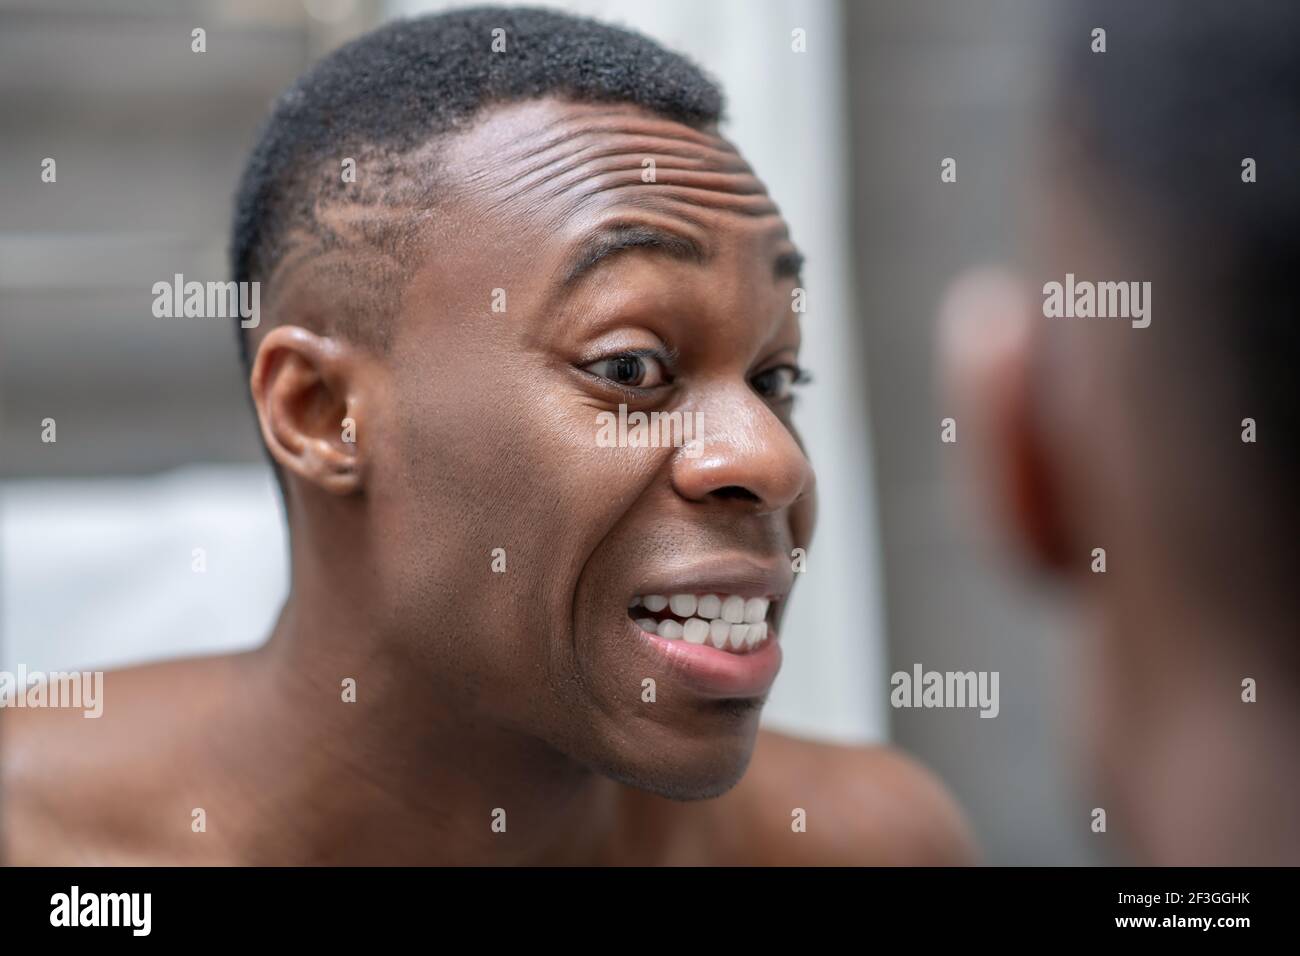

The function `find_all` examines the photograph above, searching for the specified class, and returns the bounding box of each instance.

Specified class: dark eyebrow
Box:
[774,249,805,282]
[561,223,707,286]
[560,222,807,289]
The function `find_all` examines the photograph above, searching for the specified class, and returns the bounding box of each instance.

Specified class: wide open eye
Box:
[752,364,810,401]
[582,352,670,389]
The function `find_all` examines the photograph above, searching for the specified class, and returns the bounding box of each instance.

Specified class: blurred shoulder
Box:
[722,728,979,865]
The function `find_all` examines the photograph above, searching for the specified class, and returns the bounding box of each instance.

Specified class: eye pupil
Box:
[754,366,801,400]
[611,356,642,383]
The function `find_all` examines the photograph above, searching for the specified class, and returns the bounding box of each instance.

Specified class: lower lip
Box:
[633,622,783,699]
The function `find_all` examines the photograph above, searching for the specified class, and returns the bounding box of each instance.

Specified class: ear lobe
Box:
[249,326,366,496]
[938,267,1071,571]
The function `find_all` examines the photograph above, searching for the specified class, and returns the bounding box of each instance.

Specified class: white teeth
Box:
[697,594,722,619]
[728,624,749,650]
[720,595,746,624]
[657,619,683,640]
[683,618,709,644]
[631,593,770,622]
[642,615,773,652]
[668,594,698,617]
[709,618,731,648]
[631,593,777,653]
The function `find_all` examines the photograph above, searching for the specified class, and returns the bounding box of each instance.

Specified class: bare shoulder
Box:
[1,696,126,864]
[713,728,979,865]
[1,656,243,865]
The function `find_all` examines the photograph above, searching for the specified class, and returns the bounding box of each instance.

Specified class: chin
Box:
[587,707,764,800]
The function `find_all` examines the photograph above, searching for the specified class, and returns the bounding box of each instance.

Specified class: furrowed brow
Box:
[561,223,708,286]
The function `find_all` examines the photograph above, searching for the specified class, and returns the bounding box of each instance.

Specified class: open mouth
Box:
[628,593,775,654]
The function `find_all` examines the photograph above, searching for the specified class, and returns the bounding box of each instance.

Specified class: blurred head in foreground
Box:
[943,0,1299,864]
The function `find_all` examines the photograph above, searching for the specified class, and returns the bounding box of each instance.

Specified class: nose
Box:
[670,388,814,515]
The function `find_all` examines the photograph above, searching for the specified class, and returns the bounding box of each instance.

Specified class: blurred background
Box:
[0,0,1099,863]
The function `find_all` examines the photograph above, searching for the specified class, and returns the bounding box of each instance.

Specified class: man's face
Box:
[366,98,814,798]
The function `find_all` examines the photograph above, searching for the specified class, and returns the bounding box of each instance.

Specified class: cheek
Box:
[375,365,652,629]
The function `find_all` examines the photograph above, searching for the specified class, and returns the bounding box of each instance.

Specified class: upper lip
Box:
[629,554,793,602]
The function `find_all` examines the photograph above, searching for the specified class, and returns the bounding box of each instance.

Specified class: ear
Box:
[938,268,1071,571]
[249,326,367,496]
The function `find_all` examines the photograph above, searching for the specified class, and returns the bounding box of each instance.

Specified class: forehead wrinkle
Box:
[571,195,711,236]
[494,106,732,165]
[481,134,757,215]
[514,174,774,227]
[487,137,753,207]
[543,146,761,193]
[503,121,751,174]
[475,143,773,227]
[457,101,746,178]
[561,178,781,219]
[445,105,793,276]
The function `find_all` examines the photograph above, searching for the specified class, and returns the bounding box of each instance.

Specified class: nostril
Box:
[710,485,761,503]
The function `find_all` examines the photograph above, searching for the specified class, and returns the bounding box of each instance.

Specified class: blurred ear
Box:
[249,326,367,496]
[938,267,1071,571]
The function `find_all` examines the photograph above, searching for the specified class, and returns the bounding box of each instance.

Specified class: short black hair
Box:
[1055,0,1300,484]
[229,5,723,374]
